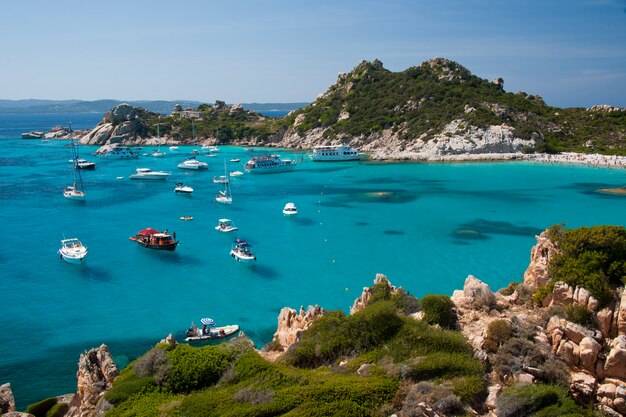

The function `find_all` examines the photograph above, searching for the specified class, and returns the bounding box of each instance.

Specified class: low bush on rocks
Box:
[420,294,456,329]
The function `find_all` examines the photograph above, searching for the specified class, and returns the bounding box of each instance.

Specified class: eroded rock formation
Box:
[66,344,119,417]
[266,305,325,355]
[0,383,16,414]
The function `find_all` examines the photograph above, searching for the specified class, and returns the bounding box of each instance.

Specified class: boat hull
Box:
[185,324,239,341]
[58,251,87,264]
[132,241,178,251]
[230,250,256,262]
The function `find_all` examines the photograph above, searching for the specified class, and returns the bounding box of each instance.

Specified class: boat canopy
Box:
[137,228,161,235]
[201,317,216,326]
[219,218,232,223]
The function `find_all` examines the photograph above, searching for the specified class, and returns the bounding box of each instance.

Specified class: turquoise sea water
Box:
[2,113,626,407]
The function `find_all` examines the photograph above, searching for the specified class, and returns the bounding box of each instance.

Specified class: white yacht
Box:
[99,146,139,159]
[169,146,179,151]
[215,218,238,233]
[230,171,244,177]
[244,154,296,174]
[174,182,193,194]
[283,202,298,215]
[312,145,361,162]
[178,158,208,170]
[202,145,220,153]
[129,168,171,180]
[58,238,88,264]
[151,149,166,158]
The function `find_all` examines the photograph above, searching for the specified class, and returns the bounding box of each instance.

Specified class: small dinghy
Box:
[185,318,239,342]
[180,216,194,221]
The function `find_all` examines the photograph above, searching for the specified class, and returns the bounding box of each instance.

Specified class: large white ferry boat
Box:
[99,146,139,159]
[312,145,361,162]
[244,154,296,173]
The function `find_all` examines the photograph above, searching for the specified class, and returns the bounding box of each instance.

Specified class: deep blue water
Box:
[2,113,626,407]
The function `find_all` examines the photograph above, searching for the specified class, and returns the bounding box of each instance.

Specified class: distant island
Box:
[0,99,308,115]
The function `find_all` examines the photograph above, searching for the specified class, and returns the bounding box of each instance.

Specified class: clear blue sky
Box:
[1,0,625,107]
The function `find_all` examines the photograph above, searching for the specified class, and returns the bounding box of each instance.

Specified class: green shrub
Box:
[166,344,234,393]
[496,383,585,417]
[408,352,483,381]
[106,391,180,417]
[543,225,626,306]
[451,375,486,404]
[105,375,156,405]
[485,320,512,352]
[45,402,69,417]
[566,305,594,328]
[25,397,57,417]
[284,301,403,368]
[420,294,456,329]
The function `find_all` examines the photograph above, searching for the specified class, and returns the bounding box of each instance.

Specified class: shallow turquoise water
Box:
[2,114,626,406]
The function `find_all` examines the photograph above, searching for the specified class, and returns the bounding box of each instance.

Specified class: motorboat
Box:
[129,228,178,251]
[174,182,193,194]
[311,145,361,162]
[58,238,88,264]
[180,216,194,221]
[169,146,179,151]
[185,319,239,342]
[129,168,171,180]
[178,157,208,170]
[206,153,218,157]
[244,154,296,173]
[201,145,220,153]
[21,131,45,139]
[69,158,96,170]
[213,175,229,184]
[215,218,238,233]
[230,239,256,262]
[98,146,139,159]
[151,149,166,158]
[230,158,240,163]
[230,171,244,177]
[283,202,298,215]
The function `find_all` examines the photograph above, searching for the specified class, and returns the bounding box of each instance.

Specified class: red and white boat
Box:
[129,228,178,251]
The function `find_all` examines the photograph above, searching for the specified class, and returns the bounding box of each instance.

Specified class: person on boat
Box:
[219,329,225,337]
[201,324,207,335]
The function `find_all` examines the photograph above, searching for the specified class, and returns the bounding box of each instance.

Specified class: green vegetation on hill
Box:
[283,58,626,154]
[535,224,626,305]
[145,103,287,143]
[102,280,487,416]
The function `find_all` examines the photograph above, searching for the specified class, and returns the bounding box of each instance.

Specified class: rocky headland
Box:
[3,226,626,416]
[75,58,626,162]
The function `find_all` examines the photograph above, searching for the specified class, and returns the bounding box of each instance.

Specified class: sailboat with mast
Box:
[215,159,232,204]
[151,124,166,158]
[64,123,86,201]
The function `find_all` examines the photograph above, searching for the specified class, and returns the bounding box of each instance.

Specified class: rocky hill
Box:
[272,58,626,159]
[3,225,626,417]
[78,58,626,159]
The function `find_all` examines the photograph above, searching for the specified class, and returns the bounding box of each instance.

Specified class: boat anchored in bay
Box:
[58,238,88,264]
[129,228,178,251]
[244,154,296,174]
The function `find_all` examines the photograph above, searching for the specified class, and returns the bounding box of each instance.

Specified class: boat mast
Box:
[70,123,84,191]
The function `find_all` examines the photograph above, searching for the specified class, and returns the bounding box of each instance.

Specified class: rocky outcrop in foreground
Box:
[66,344,119,417]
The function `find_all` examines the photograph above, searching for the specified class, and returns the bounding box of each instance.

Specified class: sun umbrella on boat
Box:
[201,318,216,326]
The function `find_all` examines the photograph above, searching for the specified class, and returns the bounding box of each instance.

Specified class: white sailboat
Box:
[215,159,232,204]
[64,123,86,201]
[151,124,166,157]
